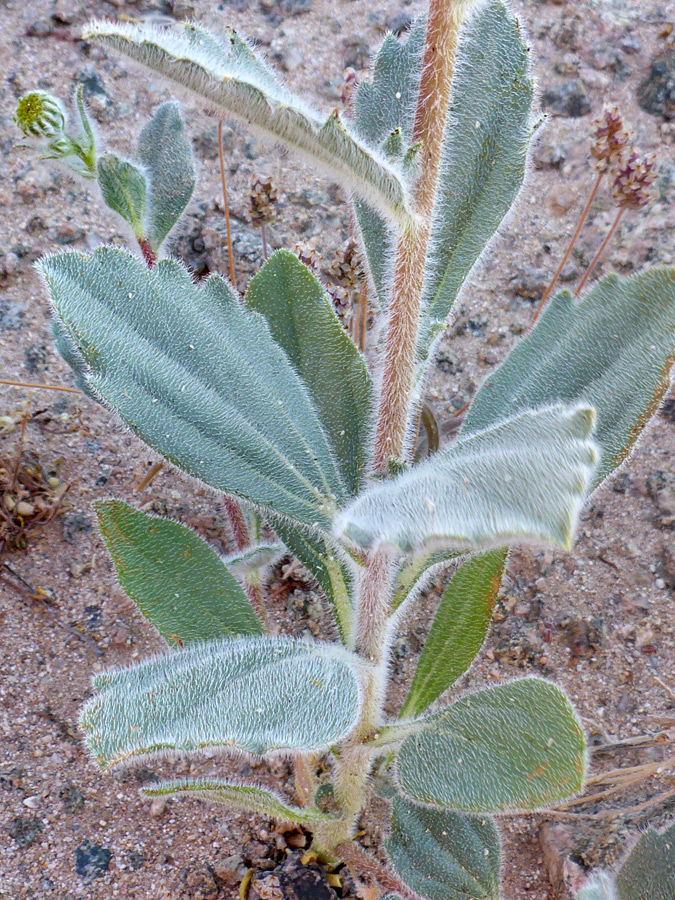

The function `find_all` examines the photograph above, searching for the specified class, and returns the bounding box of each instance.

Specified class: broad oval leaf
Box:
[417,0,535,360]
[137,101,196,251]
[246,250,373,495]
[336,405,598,554]
[81,636,363,769]
[615,823,675,900]
[83,19,413,228]
[396,677,586,812]
[399,550,507,719]
[141,778,338,824]
[463,268,675,488]
[386,793,500,900]
[39,247,347,531]
[97,153,147,239]
[95,500,263,645]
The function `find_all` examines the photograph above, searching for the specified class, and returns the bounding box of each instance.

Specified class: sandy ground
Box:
[0,0,674,897]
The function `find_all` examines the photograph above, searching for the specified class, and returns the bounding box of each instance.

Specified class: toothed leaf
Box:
[39,247,347,531]
[399,550,507,719]
[386,793,500,900]
[417,0,534,360]
[95,500,263,645]
[137,101,196,251]
[615,823,675,900]
[246,250,373,495]
[336,405,598,554]
[396,677,586,812]
[81,636,363,769]
[83,20,412,228]
[141,778,338,824]
[463,268,675,488]
[96,152,147,238]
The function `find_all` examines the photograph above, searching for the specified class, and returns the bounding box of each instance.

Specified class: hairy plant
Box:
[15,1,675,896]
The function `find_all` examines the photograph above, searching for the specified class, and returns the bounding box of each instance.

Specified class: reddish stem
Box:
[223,494,250,551]
[218,121,237,287]
[138,238,156,268]
[574,207,625,298]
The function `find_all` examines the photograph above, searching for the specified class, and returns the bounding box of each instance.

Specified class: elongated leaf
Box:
[417,0,535,361]
[246,251,373,495]
[82,636,363,769]
[39,247,347,530]
[97,153,147,238]
[224,543,284,580]
[95,500,263,644]
[336,405,598,554]
[577,874,617,900]
[463,268,675,488]
[396,677,586,812]
[83,19,413,228]
[137,101,196,251]
[141,778,337,824]
[353,18,426,307]
[399,550,506,719]
[386,793,500,900]
[270,514,354,646]
[392,547,459,611]
[615,823,675,900]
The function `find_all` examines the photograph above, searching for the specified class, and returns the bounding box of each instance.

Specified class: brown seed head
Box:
[326,239,364,291]
[248,174,278,226]
[612,150,657,210]
[293,240,323,272]
[590,105,631,173]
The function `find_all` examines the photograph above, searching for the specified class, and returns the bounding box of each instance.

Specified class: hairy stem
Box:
[372,0,475,472]
[222,495,268,627]
[138,238,156,268]
[293,753,317,807]
[575,207,625,297]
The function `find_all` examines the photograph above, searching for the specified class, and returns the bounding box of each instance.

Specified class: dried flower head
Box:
[590,105,631,173]
[14,91,66,140]
[248,174,278,227]
[324,239,365,325]
[612,150,657,210]
[293,240,323,272]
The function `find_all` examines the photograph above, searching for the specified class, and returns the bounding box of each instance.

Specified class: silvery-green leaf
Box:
[83,19,413,228]
[137,101,196,251]
[336,405,597,554]
[615,823,675,900]
[246,250,373,495]
[353,18,426,306]
[463,268,675,489]
[224,543,285,581]
[39,247,347,531]
[577,874,617,900]
[96,152,147,239]
[95,500,263,645]
[81,636,363,769]
[386,793,500,900]
[270,515,354,646]
[396,677,586,812]
[141,778,338,824]
[399,550,506,719]
[417,0,535,361]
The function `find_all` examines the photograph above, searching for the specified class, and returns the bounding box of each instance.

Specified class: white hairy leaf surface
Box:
[141,778,338,824]
[83,19,413,228]
[81,636,363,769]
[39,247,347,531]
[463,268,675,488]
[396,677,586,812]
[336,405,598,554]
[577,874,618,900]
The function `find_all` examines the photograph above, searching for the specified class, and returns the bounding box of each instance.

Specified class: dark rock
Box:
[77,67,112,118]
[637,50,675,120]
[8,816,43,848]
[182,864,220,899]
[127,850,146,871]
[0,299,25,331]
[24,344,47,374]
[60,781,85,814]
[541,80,592,117]
[646,470,675,527]
[508,266,548,301]
[557,615,603,661]
[213,853,246,887]
[661,397,675,423]
[612,472,631,494]
[62,512,93,543]
[84,605,102,630]
[76,842,112,883]
[386,11,413,35]
[250,852,338,900]
[539,823,586,899]
[549,18,582,51]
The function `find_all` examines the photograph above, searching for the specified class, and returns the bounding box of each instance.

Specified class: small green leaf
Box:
[81,636,363,769]
[224,543,284,581]
[40,247,347,531]
[463,268,675,488]
[270,515,354,646]
[96,152,148,238]
[95,500,263,645]
[615,823,675,900]
[246,250,373,495]
[396,677,586,812]
[417,0,535,360]
[137,101,196,251]
[336,405,598,554]
[391,548,459,612]
[399,550,507,719]
[386,793,500,900]
[141,778,338,824]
